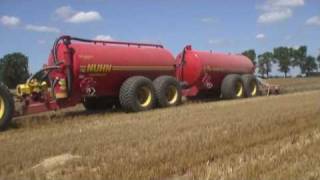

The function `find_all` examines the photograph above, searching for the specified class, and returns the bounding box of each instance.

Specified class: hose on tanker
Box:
[52,36,72,97]
[26,66,60,84]
[66,66,72,97]
[178,48,187,84]
[52,36,65,66]
[69,36,163,48]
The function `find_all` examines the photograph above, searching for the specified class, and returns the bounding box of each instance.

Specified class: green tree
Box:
[273,47,291,78]
[0,59,3,82]
[0,52,30,88]
[291,46,308,74]
[258,52,274,78]
[317,54,320,69]
[304,56,318,75]
[242,49,256,64]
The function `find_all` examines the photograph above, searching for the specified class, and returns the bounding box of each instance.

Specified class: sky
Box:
[0,0,320,76]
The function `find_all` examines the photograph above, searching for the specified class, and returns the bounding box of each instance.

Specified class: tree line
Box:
[242,46,320,78]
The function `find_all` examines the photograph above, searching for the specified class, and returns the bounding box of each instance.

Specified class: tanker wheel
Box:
[221,74,244,99]
[119,76,155,112]
[153,76,182,108]
[241,74,259,97]
[83,97,115,111]
[0,82,14,131]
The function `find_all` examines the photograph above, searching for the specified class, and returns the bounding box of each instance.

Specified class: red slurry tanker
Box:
[176,45,256,98]
[0,35,278,131]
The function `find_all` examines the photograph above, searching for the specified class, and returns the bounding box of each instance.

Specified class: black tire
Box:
[0,82,14,131]
[83,97,114,111]
[153,76,182,108]
[119,76,155,112]
[241,74,259,97]
[221,74,244,99]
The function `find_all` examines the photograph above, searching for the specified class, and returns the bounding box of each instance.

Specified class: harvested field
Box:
[0,77,320,180]
[266,77,320,93]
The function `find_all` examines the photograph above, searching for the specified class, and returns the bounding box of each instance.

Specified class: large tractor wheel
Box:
[0,82,14,131]
[119,76,156,112]
[241,74,259,97]
[83,97,115,111]
[221,74,244,99]
[153,76,182,108]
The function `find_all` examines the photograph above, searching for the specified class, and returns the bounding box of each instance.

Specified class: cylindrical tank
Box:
[48,37,176,99]
[176,45,255,96]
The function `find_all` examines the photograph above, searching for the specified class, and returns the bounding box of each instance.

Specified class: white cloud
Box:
[0,15,21,27]
[94,35,113,41]
[258,8,292,23]
[257,0,304,24]
[260,0,305,10]
[55,6,102,23]
[201,17,218,23]
[269,0,304,7]
[256,33,266,39]
[25,24,60,33]
[55,6,75,19]
[306,16,320,26]
[67,11,102,23]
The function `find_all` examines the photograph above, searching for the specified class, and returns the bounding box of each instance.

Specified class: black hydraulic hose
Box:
[53,36,63,65]
[25,66,60,99]
[52,35,71,65]
[180,48,187,81]
[27,66,60,83]
[70,37,164,48]
[63,37,72,97]
[51,78,58,99]
[52,36,73,97]
[66,64,72,97]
